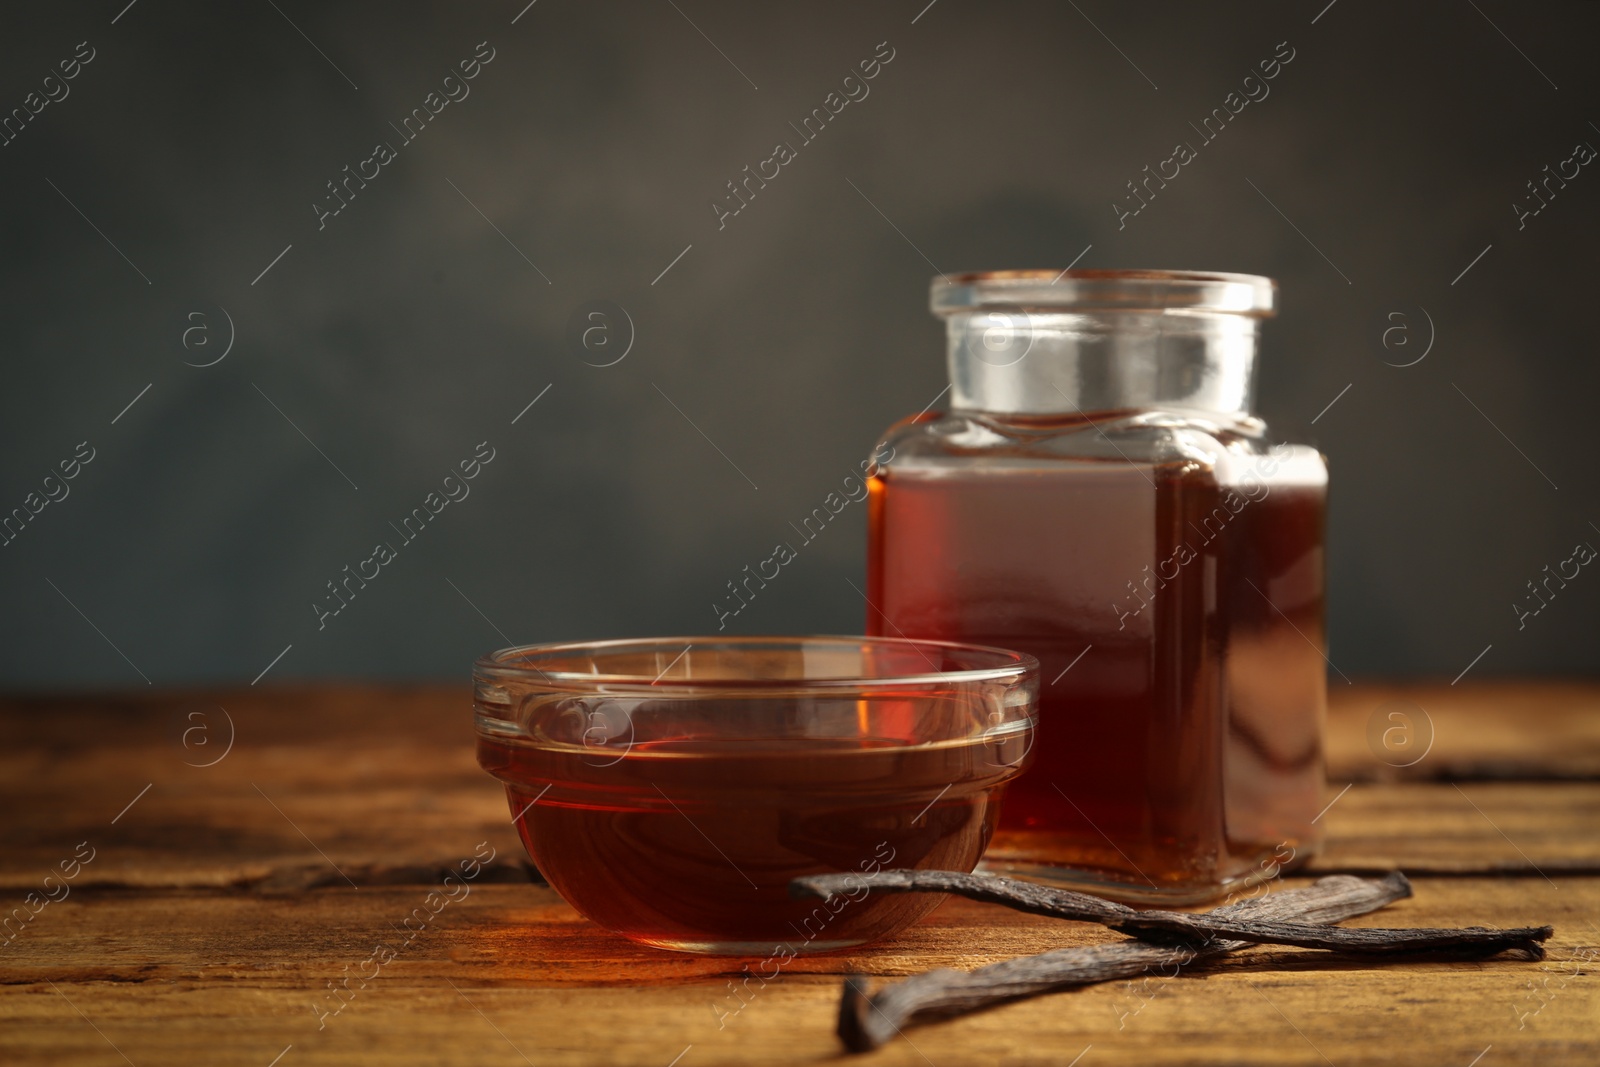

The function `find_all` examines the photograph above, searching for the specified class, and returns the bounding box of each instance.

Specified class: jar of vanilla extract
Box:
[866,270,1327,903]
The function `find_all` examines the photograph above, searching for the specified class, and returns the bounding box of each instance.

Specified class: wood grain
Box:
[1326,681,1600,781]
[0,879,1593,1066]
[4,685,1598,889]
[2,682,1597,1065]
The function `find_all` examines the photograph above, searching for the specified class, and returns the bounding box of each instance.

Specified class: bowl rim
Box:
[473,634,1040,691]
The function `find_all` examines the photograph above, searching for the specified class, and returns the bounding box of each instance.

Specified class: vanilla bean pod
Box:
[791,869,1552,955]
[790,873,1548,1053]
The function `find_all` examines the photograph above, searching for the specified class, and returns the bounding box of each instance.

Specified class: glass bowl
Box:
[474,635,1037,955]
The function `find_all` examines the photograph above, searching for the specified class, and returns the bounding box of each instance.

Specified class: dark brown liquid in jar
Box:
[867,444,1326,898]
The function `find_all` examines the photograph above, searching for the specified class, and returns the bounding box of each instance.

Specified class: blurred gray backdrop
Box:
[1,0,1596,688]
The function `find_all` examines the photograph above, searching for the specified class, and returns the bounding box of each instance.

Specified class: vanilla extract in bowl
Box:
[472,636,1038,955]
[482,730,1025,952]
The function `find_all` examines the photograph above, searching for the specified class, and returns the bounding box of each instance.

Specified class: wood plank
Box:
[6,765,1596,889]
[1,877,1593,1066]
[1326,681,1600,781]
[3,685,1598,1064]
[5,686,1600,890]
[1311,781,1600,874]
[0,685,524,890]
[8,678,1597,780]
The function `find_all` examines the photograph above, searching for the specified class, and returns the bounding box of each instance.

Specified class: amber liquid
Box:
[478,721,1028,951]
[867,455,1325,899]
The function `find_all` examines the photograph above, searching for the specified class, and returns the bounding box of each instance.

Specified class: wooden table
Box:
[2,682,1596,1065]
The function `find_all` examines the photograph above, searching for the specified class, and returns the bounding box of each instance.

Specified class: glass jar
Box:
[865,269,1327,903]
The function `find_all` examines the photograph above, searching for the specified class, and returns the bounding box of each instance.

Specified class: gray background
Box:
[1,0,1595,689]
